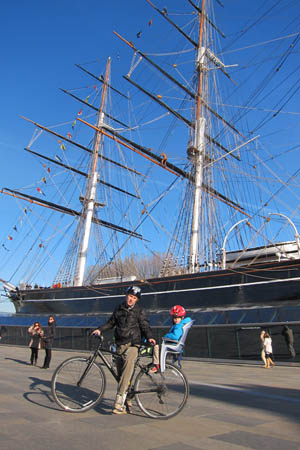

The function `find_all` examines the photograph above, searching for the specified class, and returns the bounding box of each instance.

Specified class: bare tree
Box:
[86,253,166,284]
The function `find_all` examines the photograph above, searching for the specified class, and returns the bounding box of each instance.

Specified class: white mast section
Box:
[189,114,206,272]
[188,1,206,273]
[73,58,111,286]
[73,170,99,286]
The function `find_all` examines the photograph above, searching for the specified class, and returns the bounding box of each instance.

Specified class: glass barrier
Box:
[1,323,299,362]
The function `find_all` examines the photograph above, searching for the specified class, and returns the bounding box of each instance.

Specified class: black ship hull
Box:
[10,259,300,318]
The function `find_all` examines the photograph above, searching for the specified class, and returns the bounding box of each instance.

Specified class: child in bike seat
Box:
[150,305,191,373]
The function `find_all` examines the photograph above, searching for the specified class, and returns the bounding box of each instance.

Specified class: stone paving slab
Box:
[0,345,300,450]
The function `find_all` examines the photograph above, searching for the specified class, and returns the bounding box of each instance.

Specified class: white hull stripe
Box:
[22,275,300,303]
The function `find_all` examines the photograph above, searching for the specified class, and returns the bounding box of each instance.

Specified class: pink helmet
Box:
[170,305,186,318]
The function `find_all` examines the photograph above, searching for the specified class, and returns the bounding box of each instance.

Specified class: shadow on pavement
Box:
[23,376,120,416]
[190,382,300,423]
[5,357,32,365]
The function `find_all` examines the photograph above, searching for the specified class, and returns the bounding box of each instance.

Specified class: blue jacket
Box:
[163,317,192,341]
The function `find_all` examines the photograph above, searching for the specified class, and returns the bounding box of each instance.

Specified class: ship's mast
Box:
[188,0,206,273]
[73,57,111,286]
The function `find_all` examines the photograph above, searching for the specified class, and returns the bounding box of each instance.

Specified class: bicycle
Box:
[51,336,189,419]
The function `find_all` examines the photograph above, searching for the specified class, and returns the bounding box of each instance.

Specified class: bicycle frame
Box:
[83,337,120,384]
[85,337,153,394]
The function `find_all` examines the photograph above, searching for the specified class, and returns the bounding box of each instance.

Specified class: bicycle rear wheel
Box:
[134,363,189,419]
[51,356,106,412]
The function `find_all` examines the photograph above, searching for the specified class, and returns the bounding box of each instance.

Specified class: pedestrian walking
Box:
[263,332,275,368]
[281,325,296,358]
[260,329,267,367]
[41,315,56,369]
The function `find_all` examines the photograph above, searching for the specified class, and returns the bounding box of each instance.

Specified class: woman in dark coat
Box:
[42,316,56,369]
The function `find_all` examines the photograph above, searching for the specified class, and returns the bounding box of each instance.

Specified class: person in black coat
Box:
[282,325,296,358]
[92,286,155,415]
[41,316,56,369]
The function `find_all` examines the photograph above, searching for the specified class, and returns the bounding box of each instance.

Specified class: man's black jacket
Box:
[99,301,153,345]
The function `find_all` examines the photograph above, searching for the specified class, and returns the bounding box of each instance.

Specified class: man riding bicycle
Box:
[92,285,156,414]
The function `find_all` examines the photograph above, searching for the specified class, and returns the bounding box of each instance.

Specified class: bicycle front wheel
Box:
[134,363,189,419]
[51,356,106,412]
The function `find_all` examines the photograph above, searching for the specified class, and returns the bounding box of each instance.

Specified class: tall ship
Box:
[1,0,300,326]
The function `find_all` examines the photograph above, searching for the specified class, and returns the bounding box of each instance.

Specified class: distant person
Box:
[0,325,7,341]
[151,305,192,372]
[41,316,56,369]
[263,332,275,368]
[28,322,43,365]
[281,325,296,358]
[260,329,267,367]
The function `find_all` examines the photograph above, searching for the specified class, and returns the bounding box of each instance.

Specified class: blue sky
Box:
[1,0,162,312]
[1,0,300,312]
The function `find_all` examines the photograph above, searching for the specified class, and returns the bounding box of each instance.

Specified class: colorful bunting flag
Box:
[137,31,142,38]
[23,208,27,214]
[67,132,72,139]
[37,187,45,196]
[55,155,62,162]
[72,120,77,128]
[60,143,66,151]
[77,109,82,116]
[47,167,51,173]
[41,177,47,184]
[13,225,18,232]
[148,19,152,26]
[8,235,13,240]
[85,95,90,103]
[2,244,9,251]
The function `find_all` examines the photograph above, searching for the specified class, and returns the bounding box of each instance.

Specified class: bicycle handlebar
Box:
[90,332,103,340]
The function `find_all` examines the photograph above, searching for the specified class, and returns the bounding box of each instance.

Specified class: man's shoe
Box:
[112,405,127,415]
[125,398,132,413]
[113,393,127,414]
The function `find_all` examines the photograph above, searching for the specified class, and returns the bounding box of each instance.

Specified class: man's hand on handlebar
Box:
[91,329,101,337]
[148,338,156,345]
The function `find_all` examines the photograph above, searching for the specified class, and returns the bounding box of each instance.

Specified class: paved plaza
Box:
[0,345,300,450]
